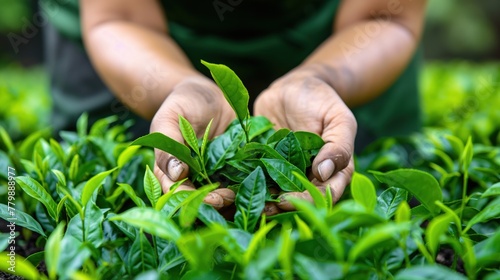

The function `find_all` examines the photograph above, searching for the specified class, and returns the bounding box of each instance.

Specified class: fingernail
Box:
[318,159,335,181]
[167,158,184,181]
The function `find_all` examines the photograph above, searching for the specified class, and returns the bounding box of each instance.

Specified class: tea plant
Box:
[0,61,499,280]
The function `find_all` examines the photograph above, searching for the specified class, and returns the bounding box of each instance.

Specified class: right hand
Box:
[150,76,236,209]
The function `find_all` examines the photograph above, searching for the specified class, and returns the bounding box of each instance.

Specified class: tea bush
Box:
[0,62,499,279]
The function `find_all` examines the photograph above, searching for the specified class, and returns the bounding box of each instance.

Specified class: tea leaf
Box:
[244,220,278,264]
[481,182,500,198]
[234,167,267,232]
[127,231,157,275]
[461,136,473,172]
[16,176,58,221]
[68,155,79,181]
[45,222,65,279]
[81,168,117,207]
[425,213,454,258]
[247,116,274,140]
[76,112,88,138]
[117,145,141,168]
[475,230,500,267]
[0,204,46,237]
[261,158,305,192]
[179,183,219,228]
[201,60,249,123]
[132,132,201,173]
[394,265,467,280]
[155,179,187,211]
[0,252,41,280]
[267,128,291,146]
[275,132,307,173]
[377,187,408,219]
[351,172,377,211]
[200,119,213,158]
[197,203,227,227]
[236,142,285,161]
[395,201,411,223]
[292,171,326,209]
[465,198,500,232]
[179,115,201,155]
[348,222,410,262]
[206,125,245,174]
[143,165,162,208]
[118,183,146,207]
[371,169,443,215]
[110,208,181,241]
[66,201,105,248]
[294,131,325,151]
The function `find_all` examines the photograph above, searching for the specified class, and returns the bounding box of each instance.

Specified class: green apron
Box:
[40,0,422,150]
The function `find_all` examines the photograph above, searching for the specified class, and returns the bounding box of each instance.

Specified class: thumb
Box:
[312,110,357,182]
[151,107,190,187]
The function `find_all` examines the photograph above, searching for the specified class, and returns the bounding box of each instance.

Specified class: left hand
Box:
[254,69,357,211]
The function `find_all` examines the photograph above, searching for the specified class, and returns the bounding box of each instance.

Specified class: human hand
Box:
[254,69,357,210]
[151,76,236,209]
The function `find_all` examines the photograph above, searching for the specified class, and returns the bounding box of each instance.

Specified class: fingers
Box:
[312,108,357,182]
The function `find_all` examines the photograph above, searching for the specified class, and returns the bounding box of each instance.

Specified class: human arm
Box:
[255,0,427,208]
[80,0,236,205]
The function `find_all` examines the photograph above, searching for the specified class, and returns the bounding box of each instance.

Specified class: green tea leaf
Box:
[0,204,46,237]
[176,226,227,271]
[294,131,325,151]
[180,183,219,228]
[143,165,162,208]
[179,115,200,155]
[76,113,88,137]
[395,201,411,223]
[81,168,117,207]
[243,220,278,264]
[351,172,377,211]
[0,252,41,280]
[267,128,290,146]
[395,265,467,280]
[132,132,201,173]
[425,213,454,258]
[294,215,313,240]
[261,158,305,192]
[348,222,410,262]
[475,229,500,267]
[234,167,267,232]
[68,154,79,181]
[377,187,408,219]
[155,179,187,211]
[0,126,15,153]
[247,116,274,140]
[197,203,227,227]
[66,201,105,248]
[481,182,500,198]
[118,183,146,207]
[206,125,245,173]
[52,169,66,188]
[16,176,57,221]
[292,171,326,209]
[200,119,213,159]
[201,60,249,123]
[371,169,443,215]
[45,222,65,279]
[275,132,307,173]
[465,198,500,232]
[117,145,141,168]
[236,142,285,161]
[110,208,181,241]
[127,231,157,276]
[461,136,473,172]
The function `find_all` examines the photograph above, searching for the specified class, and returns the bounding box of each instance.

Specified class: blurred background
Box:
[0,0,499,143]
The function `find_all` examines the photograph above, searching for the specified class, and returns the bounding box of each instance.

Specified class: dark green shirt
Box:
[40,0,422,148]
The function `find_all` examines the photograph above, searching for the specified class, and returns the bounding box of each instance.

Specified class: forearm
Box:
[299,20,419,108]
[83,21,201,120]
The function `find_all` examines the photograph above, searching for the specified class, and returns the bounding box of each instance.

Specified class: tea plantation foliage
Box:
[0,62,499,279]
